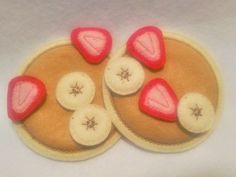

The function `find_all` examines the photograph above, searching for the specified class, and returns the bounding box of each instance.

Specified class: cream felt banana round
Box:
[177,93,215,133]
[104,56,145,95]
[69,104,112,146]
[56,72,95,110]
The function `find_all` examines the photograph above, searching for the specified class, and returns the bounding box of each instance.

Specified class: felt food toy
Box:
[138,78,178,122]
[7,76,46,122]
[7,25,223,159]
[7,27,120,161]
[127,26,165,69]
[104,56,145,95]
[104,26,222,152]
[177,92,215,134]
[71,27,112,64]
[56,72,96,110]
[69,104,112,146]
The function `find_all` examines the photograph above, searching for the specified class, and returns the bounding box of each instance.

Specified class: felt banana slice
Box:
[56,72,95,110]
[69,104,112,146]
[104,57,145,95]
[177,93,215,133]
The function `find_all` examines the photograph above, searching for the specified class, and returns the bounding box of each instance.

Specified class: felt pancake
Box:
[14,40,120,161]
[104,33,223,152]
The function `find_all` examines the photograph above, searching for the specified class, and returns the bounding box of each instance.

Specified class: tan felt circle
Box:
[14,40,120,161]
[104,32,223,152]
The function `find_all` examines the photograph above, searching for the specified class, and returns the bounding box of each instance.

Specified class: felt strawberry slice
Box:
[7,76,46,122]
[127,26,166,69]
[139,78,178,122]
[71,27,112,64]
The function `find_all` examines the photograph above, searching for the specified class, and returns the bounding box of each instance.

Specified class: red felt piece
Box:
[127,26,166,69]
[139,78,178,122]
[7,76,46,122]
[71,27,112,64]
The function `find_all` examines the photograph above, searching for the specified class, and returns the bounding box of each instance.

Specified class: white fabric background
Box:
[0,0,236,176]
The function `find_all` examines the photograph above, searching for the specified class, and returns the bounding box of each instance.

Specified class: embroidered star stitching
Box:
[82,116,98,130]
[116,68,132,81]
[69,82,83,96]
[190,104,203,120]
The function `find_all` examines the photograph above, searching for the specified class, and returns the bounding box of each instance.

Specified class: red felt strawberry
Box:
[139,78,178,122]
[127,26,166,70]
[71,27,112,64]
[7,76,46,122]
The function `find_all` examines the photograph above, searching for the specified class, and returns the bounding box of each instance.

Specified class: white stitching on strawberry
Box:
[12,81,37,113]
[78,31,106,56]
[134,32,160,60]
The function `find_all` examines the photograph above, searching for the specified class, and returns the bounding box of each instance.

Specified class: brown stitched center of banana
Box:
[116,67,132,81]
[69,82,83,96]
[190,104,202,120]
[82,116,98,130]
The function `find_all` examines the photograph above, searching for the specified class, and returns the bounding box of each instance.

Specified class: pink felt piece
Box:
[139,78,178,122]
[127,26,166,69]
[71,27,112,64]
[7,76,46,122]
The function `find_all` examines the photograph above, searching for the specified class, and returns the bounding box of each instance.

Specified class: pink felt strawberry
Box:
[139,78,178,122]
[127,26,166,70]
[7,76,46,122]
[71,27,112,64]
